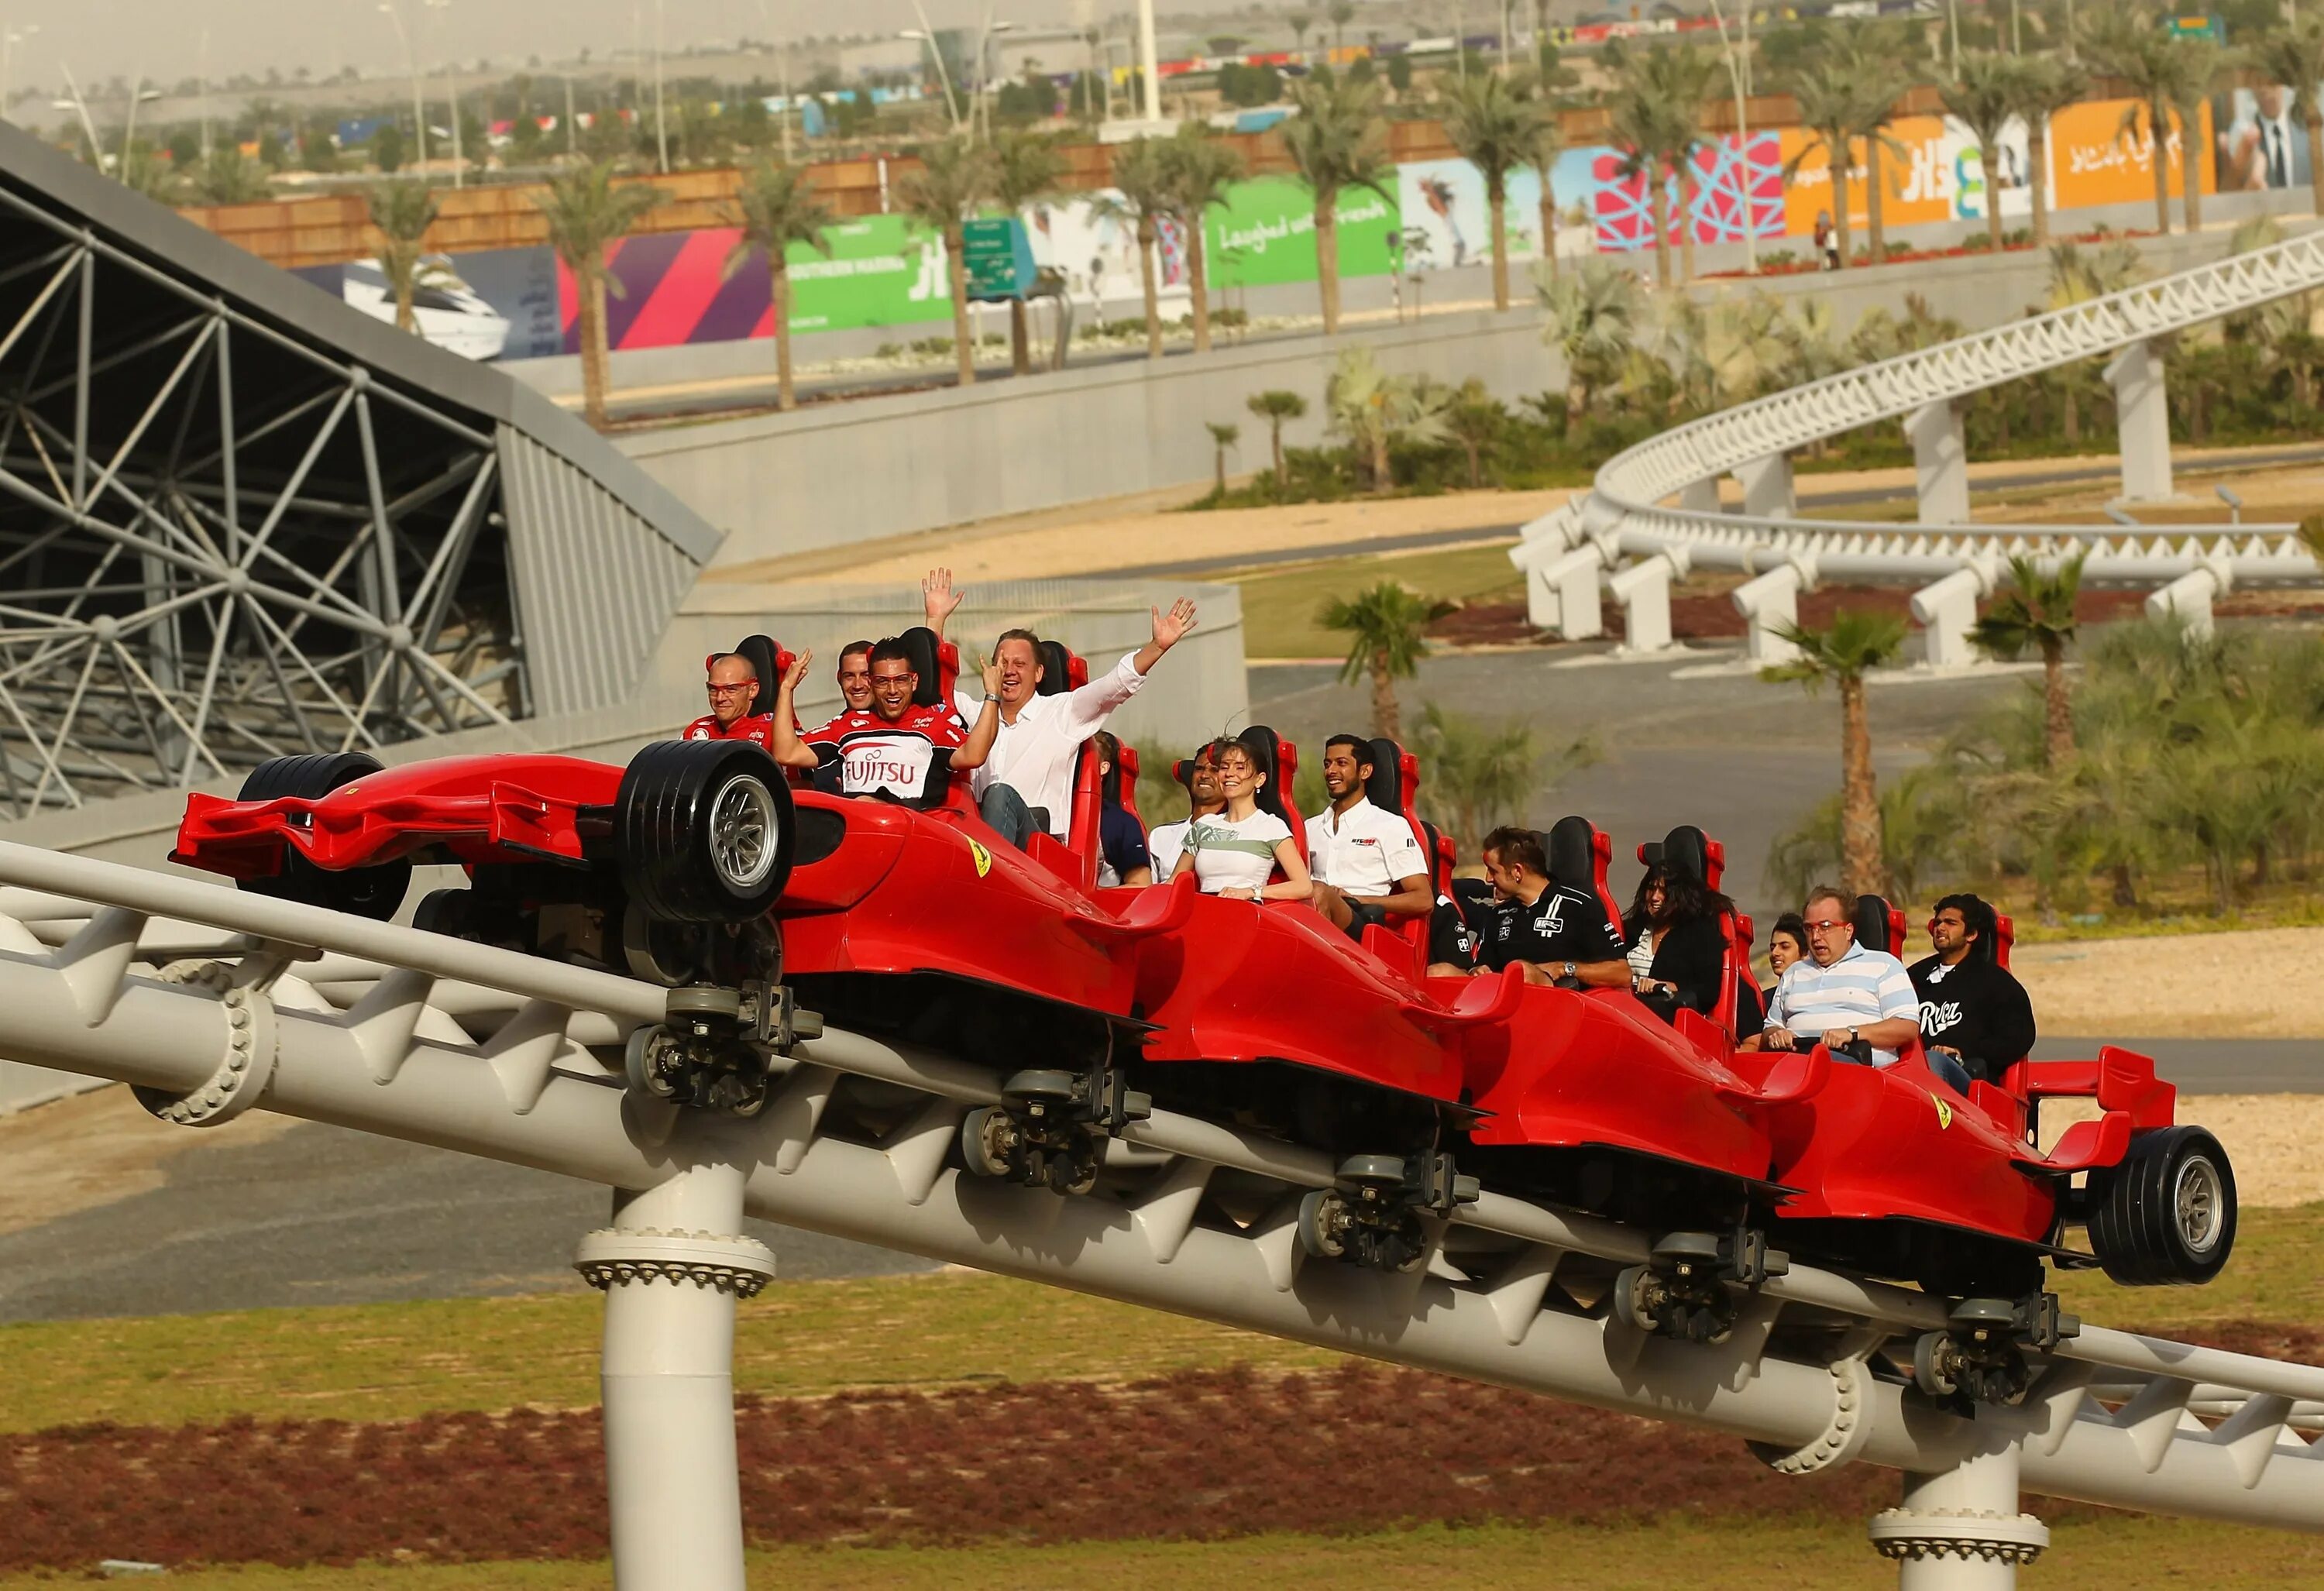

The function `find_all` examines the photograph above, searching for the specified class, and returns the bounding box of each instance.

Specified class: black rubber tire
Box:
[616,740,795,924]
[236,751,411,921]
[2085,1125,2238,1287]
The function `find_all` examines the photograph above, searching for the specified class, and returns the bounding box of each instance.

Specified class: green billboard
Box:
[1204,176,1401,289]
[784,215,952,332]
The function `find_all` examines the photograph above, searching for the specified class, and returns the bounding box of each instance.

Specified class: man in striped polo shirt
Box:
[1747,885,1920,1066]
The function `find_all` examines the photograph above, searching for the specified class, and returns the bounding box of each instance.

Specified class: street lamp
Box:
[377,2,428,170]
[900,25,962,134]
[653,0,669,174]
[2,22,40,125]
[977,19,1016,143]
[425,0,461,187]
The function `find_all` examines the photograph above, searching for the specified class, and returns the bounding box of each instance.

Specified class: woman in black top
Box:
[1622,861,1738,1020]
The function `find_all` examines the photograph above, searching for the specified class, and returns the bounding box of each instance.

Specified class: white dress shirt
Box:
[954,651,1147,837]
[1306,799,1426,899]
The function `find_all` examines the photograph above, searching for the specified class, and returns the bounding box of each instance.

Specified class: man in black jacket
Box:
[1908,894,2037,1085]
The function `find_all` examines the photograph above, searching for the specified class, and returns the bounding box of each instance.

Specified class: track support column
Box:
[1606,547,1690,654]
[1868,1440,2047,1589]
[1909,563,1992,669]
[1735,452,1796,518]
[1731,556,1815,665]
[576,1163,774,1591]
[2103,340,2174,502]
[1904,400,1970,524]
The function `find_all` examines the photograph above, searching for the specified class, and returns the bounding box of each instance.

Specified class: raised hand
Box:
[1150,597,1199,650]
[923,567,964,630]
[978,650,1005,699]
[782,648,812,693]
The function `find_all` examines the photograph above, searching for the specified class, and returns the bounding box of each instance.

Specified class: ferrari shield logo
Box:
[968,838,992,878]
[1930,1092,1953,1130]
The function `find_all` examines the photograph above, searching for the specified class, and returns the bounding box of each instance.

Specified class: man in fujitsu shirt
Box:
[766,639,1000,808]
[680,651,777,751]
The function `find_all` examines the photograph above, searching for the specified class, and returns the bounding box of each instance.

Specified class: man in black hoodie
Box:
[1909,894,2037,1086]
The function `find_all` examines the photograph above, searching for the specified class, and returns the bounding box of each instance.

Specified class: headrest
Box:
[1035,640,1074,696]
[1363,737,1404,813]
[1659,825,1711,887]
[724,634,785,718]
[896,626,944,708]
[1852,893,1896,957]
[1240,727,1291,826]
[1546,816,1602,891]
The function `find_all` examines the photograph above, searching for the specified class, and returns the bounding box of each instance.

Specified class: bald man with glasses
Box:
[1743,884,1921,1070]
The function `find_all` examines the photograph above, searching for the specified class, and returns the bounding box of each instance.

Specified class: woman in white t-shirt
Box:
[1169,736,1312,901]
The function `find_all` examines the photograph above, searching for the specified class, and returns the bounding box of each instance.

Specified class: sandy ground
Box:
[2040,1094,2324,1208]
[0,1084,296,1236]
[2015,928,2324,1039]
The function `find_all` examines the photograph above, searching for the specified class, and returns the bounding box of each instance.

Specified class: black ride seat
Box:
[1239,726,1307,868]
[729,634,786,720]
[1547,816,1624,943]
[897,626,946,709]
[1853,893,1906,959]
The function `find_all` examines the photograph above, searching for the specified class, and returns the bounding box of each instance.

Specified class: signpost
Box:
[963,215,1035,301]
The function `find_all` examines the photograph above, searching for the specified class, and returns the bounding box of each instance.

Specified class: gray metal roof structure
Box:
[0,123,722,819]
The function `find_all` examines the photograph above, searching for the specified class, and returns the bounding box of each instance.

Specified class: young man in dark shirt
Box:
[1908,893,2038,1084]
[1459,826,1629,985]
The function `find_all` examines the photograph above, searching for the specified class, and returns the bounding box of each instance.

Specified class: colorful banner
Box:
[2050,99,2200,210]
[2212,87,2315,195]
[1025,195,1191,316]
[1203,174,1399,287]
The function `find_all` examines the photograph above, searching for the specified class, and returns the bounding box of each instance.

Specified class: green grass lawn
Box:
[1231,540,1523,659]
[11,1203,2322,1437]
[5,1517,2319,1589]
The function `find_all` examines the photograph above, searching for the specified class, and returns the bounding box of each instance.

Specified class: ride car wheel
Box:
[2085,1125,2238,1287]
[616,741,795,924]
[960,1107,1017,1179]
[236,751,411,921]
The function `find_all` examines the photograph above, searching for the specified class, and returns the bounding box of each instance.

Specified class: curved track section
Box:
[1523,233,2324,593]
[0,840,2319,1532]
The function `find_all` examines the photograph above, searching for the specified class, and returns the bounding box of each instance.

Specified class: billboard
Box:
[1204,174,1400,287]
[2211,85,2312,195]
[1025,194,1191,318]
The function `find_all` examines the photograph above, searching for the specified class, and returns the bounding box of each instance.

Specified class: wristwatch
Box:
[1563,961,1576,979]
[1848,1026,1860,1044]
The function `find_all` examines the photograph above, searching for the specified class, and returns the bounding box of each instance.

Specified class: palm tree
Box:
[535,163,667,431]
[1940,50,2025,253]
[2045,239,2143,442]
[1441,70,1544,311]
[1205,421,1240,493]
[899,137,995,388]
[192,148,271,204]
[2164,37,2223,237]
[1328,0,1356,53]
[1651,46,1720,284]
[1246,388,1308,490]
[1160,126,1247,354]
[724,159,834,412]
[1518,100,1566,283]
[1325,346,1452,493]
[366,180,441,335]
[2085,7,2197,235]
[1280,73,1392,333]
[1763,608,1908,896]
[2249,20,2324,218]
[1538,256,1640,425]
[1605,41,1700,287]
[1839,40,1912,265]
[1414,701,1598,855]
[992,131,1070,375]
[1969,552,2085,769]
[1444,379,1501,487]
[1093,137,1178,360]
[1785,60,1863,269]
[1290,11,1315,53]
[1319,580,1452,741]
[2009,54,2091,246]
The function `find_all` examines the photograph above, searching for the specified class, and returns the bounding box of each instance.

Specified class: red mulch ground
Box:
[9,1331,2315,1570]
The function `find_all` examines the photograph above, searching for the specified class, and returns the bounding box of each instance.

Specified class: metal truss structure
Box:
[1517,232,2324,642]
[0,126,718,824]
[2,839,2320,1589]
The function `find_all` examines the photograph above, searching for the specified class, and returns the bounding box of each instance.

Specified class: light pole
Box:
[121,78,160,174]
[1707,0,1756,273]
[52,64,103,169]
[653,0,669,174]
[197,27,211,160]
[425,0,461,187]
[378,2,428,171]
[755,0,792,164]
[901,22,962,134]
[2,22,40,125]
[976,18,1016,143]
[1135,0,1160,123]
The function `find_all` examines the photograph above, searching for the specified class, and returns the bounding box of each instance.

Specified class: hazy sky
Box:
[16,0,1261,91]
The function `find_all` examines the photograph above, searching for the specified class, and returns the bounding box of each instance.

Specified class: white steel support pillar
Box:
[2102,340,2174,502]
[2146,558,2232,639]
[1868,1440,2047,1589]
[1678,477,1720,513]
[1531,543,1607,640]
[1909,563,1990,669]
[1735,452,1796,518]
[1606,546,1690,654]
[1904,400,1970,524]
[1731,557,1813,665]
[576,1159,775,1591]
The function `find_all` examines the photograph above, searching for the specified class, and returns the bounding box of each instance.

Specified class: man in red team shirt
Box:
[767,637,1002,807]
[681,651,775,750]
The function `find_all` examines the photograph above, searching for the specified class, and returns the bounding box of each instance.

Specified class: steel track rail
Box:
[0,839,2319,1527]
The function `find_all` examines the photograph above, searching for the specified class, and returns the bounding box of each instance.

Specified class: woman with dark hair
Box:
[1622,861,1738,1019]
[1170,732,1310,901]
[1763,912,1807,1006]
[1091,730,1152,887]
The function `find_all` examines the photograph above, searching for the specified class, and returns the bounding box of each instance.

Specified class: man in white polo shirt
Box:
[1746,885,1920,1066]
[1306,734,1432,940]
[932,573,1200,847]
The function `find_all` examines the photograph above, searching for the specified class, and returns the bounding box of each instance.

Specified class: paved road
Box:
[2030,1036,2324,1093]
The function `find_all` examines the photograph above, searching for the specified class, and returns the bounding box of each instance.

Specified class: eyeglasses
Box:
[705,682,754,697]
[1803,918,1846,934]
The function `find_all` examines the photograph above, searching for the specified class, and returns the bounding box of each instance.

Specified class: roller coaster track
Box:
[1524,232,2324,587]
[2,837,2321,1586]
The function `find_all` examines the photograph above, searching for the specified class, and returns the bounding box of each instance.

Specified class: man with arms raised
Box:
[766,640,1000,808]
[1449,826,1628,986]
[1306,734,1432,940]
[923,569,1200,847]
[1747,885,1922,1070]
[682,651,776,750]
